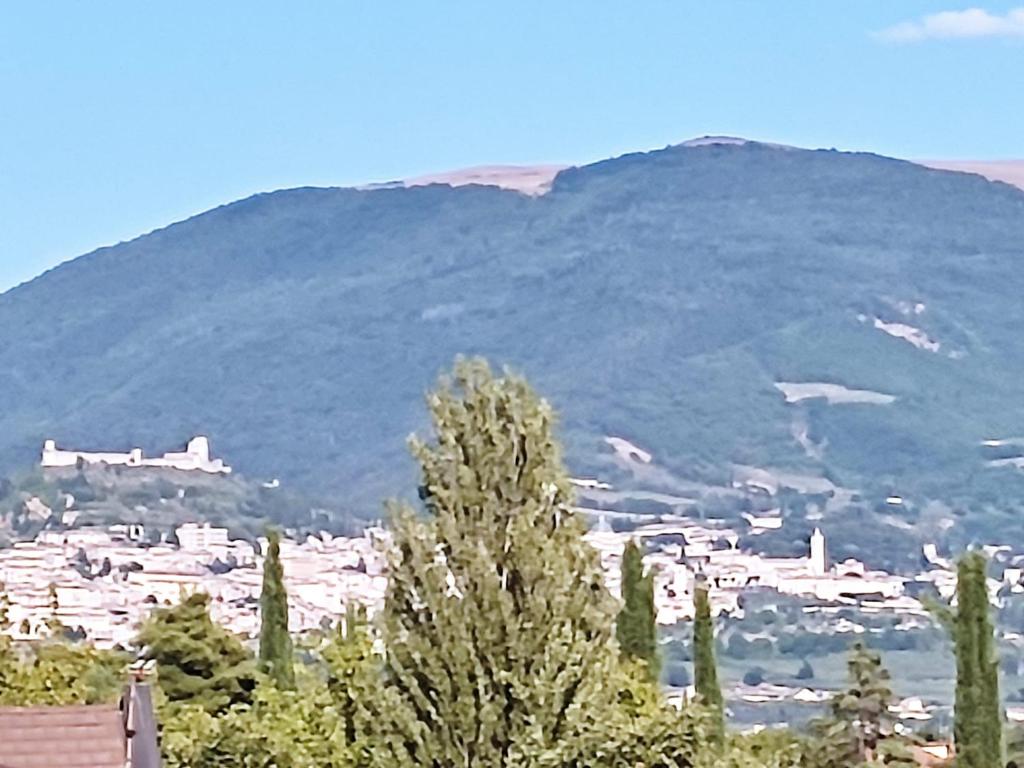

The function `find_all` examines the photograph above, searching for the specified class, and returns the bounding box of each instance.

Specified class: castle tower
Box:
[186,436,211,462]
[810,528,827,576]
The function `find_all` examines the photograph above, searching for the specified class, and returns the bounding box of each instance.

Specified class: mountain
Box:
[3,139,1024,551]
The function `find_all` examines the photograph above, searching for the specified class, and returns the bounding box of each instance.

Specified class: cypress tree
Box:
[368,359,619,766]
[693,580,724,744]
[952,552,1002,768]
[616,539,660,680]
[259,528,295,689]
[975,556,1002,768]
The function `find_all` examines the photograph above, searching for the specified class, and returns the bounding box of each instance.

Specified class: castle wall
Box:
[40,437,230,474]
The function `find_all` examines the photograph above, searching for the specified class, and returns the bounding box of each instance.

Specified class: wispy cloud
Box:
[875,7,1024,42]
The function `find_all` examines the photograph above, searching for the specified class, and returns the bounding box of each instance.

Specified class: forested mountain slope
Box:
[2,140,1024,530]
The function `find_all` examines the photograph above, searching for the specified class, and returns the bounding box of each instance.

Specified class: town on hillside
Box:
[6,436,1024,737]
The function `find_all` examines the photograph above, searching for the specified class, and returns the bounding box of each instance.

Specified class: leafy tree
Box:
[567,661,710,768]
[367,359,620,766]
[666,664,692,688]
[320,606,378,748]
[743,667,765,687]
[693,580,724,744]
[159,609,380,768]
[712,729,810,768]
[0,635,126,707]
[160,671,356,768]
[156,703,222,768]
[812,642,912,768]
[2,642,126,705]
[0,580,121,705]
[136,591,257,715]
[616,539,660,680]
[259,528,295,689]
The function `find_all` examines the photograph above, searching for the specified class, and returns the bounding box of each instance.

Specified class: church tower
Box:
[810,528,827,576]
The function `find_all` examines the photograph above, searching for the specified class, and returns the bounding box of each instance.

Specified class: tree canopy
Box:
[368,359,621,765]
[136,591,257,715]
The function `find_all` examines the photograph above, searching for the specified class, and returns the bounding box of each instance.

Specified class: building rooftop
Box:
[0,704,125,768]
[0,684,161,768]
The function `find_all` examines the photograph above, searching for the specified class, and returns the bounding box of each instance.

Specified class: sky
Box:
[2,2,1023,292]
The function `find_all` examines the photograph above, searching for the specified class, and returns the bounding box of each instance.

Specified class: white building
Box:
[176,523,230,552]
[41,436,231,474]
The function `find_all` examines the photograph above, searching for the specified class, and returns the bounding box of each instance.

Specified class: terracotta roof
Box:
[0,704,126,768]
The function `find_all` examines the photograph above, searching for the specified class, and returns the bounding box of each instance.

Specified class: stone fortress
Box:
[40,435,231,474]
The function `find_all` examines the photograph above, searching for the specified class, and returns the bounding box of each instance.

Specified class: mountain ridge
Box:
[9,137,1023,300]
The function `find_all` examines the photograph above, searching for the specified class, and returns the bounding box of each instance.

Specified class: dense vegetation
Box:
[0,463,366,545]
[2,141,1024,549]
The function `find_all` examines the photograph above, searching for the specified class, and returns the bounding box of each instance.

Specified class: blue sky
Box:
[2,2,1023,291]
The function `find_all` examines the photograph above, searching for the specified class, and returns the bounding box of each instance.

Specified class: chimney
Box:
[121,662,162,768]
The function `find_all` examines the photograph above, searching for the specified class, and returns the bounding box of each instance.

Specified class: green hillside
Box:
[0,464,361,546]
[2,140,1024,549]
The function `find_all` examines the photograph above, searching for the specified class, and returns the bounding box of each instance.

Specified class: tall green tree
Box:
[259,528,295,689]
[813,642,912,768]
[136,592,257,715]
[693,580,724,744]
[368,359,620,766]
[616,539,660,680]
[949,552,1002,768]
